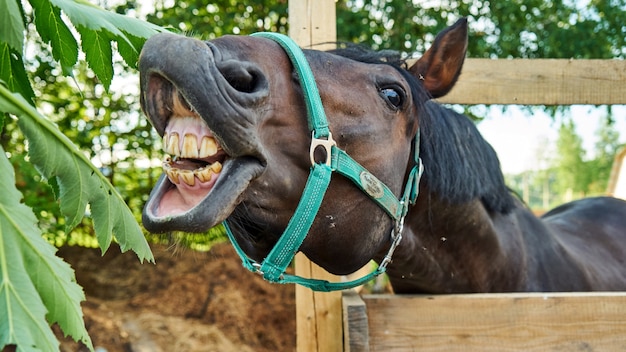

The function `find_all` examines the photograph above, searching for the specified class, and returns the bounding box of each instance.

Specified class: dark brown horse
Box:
[138,19,626,293]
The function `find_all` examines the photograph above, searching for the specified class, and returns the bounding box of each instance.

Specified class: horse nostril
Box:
[217,61,266,94]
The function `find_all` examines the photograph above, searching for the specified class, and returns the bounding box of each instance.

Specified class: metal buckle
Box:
[379,215,404,269]
[309,131,336,167]
[252,262,264,275]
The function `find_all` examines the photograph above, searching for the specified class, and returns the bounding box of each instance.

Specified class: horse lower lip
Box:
[142,157,265,233]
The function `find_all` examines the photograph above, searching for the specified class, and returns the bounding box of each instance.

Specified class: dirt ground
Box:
[54,242,296,352]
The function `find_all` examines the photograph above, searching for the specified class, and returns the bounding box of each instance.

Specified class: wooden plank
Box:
[342,290,370,352]
[435,58,626,105]
[362,292,626,352]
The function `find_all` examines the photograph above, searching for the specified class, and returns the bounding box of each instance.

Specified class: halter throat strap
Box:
[223,32,424,292]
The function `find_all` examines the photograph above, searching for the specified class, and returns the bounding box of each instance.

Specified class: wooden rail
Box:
[439,58,626,105]
[343,291,626,352]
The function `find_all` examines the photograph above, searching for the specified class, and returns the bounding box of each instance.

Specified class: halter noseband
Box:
[223,32,424,292]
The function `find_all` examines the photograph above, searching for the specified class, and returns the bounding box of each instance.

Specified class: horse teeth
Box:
[164,167,180,185]
[165,132,180,156]
[211,161,223,173]
[179,170,195,186]
[199,136,218,157]
[196,167,213,183]
[182,134,199,158]
[164,161,222,186]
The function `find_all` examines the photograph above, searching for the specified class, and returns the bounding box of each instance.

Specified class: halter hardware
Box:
[223,32,424,291]
[310,131,336,167]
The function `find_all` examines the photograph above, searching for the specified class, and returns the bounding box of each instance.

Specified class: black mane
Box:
[329,45,515,213]
[418,101,515,213]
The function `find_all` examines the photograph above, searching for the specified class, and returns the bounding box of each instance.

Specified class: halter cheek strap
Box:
[223,32,424,292]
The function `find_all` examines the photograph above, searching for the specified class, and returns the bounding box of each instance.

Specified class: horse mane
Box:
[418,101,516,213]
[329,44,516,213]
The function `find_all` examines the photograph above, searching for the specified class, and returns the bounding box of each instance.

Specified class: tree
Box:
[147,0,288,37]
[554,119,587,200]
[587,114,623,194]
[0,0,162,350]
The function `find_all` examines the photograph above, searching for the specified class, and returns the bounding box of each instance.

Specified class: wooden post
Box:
[288,0,337,50]
[288,1,343,352]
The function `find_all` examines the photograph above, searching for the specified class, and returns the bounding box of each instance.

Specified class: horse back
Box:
[541,196,626,290]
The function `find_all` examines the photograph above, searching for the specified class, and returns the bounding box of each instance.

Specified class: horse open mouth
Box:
[140,70,265,233]
[159,113,226,216]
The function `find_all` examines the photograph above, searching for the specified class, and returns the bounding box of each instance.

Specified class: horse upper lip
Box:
[139,33,269,161]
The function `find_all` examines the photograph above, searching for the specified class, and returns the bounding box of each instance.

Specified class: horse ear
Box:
[409,18,468,98]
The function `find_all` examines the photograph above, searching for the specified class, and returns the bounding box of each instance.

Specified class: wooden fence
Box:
[343,291,626,352]
[287,1,626,351]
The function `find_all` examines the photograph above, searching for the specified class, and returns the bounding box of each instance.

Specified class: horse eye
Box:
[380,87,405,110]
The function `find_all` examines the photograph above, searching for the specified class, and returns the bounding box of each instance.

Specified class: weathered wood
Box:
[288,0,336,50]
[437,58,626,105]
[295,253,343,352]
[342,290,370,352]
[360,292,626,352]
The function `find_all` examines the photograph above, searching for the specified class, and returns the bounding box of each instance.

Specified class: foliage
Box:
[587,114,622,194]
[147,0,288,38]
[0,144,90,351]
[0,0,165,350]
[507,114,623,209]
[554,119,587,197]
[145,0,626,59]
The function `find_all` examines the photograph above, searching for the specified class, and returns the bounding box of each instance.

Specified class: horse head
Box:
[139,20,468,275]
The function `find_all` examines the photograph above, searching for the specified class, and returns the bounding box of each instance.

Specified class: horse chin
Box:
[142,157,264,233]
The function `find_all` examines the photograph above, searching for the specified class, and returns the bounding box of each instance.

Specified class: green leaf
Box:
[30,0,79,76]
[0,145,92,351]
[50,0,162,39]
[79,26,113,89]
[47,0,163,84]
[0,82,154,263]
[115,30,142,69]
[0,44,35,103]
[0,0,26,55]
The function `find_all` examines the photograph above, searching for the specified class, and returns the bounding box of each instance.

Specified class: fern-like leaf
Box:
[0,83,154,262]
[0,145,93,351]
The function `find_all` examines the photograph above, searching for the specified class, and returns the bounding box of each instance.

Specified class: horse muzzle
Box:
[138,32,268,233]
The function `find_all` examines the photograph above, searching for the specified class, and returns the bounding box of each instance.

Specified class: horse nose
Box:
[140,32,270,114]
[214,57,267,94]
[140,33,268,94]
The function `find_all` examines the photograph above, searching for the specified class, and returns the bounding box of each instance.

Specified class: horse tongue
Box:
[157,165,221,217]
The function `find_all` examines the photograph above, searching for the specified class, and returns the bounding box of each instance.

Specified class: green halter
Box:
[223,32,424,292]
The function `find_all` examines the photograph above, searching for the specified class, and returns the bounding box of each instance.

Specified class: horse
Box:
[138,18,626,293]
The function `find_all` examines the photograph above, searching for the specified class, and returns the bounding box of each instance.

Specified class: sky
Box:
[476,105,626,174]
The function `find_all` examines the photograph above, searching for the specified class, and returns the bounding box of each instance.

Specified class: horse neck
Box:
[383,191,529,293]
